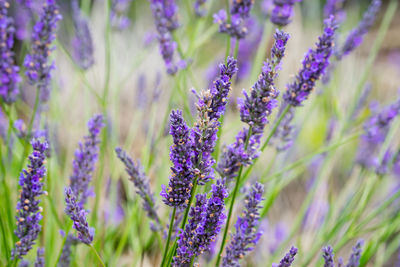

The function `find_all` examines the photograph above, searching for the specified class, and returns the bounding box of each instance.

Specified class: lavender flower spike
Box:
[12,140,48,260]
[58,234,79,267]
[64,187,94,245]
[337,0,381,60]
[150,0,180,75]
[323,0,346,22]
[34,248,45,267]
[71,0,94,70]
[272,246,298,267]
[69,114,104,208]
[161,110,194,207]
[270,0,300,27]
[218,30,289,179]
[24,0,62,102]
[322,246,335,267]
[283,16,337,106]
[115,147,161,230]
[222,182,264,267]
[0,0,21,104]
[194,0,207,16]
[346,240,364,267]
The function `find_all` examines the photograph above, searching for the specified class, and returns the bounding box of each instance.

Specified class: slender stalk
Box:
[215,126,253,266]
[90,245,106,267]
[160,207,176,267]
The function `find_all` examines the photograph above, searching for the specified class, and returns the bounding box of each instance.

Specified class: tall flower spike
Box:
[173,179,228,266]
[58,233,79,267]
[346,240,364,267]
[218,30,289,180]
[24,0,62,102]
[0,0,21,104]
[322,246,335,267]
[272,246,298,267]
[34,248,45,267]
[213,0,255,39]
[270,0,300,27]
[283,16,337,106]
[12,140,48,260]
[69,114,104,208]
[115,147,161,230]
[222,182,264,267]
[161,110,194,207]
[323,0,346,22]
[149,0,179,75]
[64,188,94,244]
[337,0,381,60]
[71,0,94,70]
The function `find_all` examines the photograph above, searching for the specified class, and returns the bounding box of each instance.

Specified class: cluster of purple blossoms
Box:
[35,248,45,267]
[0,0,21,104]
[270,0,300,27]
[149,0,180,75]
[161,110,194,207]
[58,232,79,267]
[213,0,255,39]
[283,16,337,106]
[115,147,161,230]
[64,187,94,244]
[69,114,104,208]
[71,0,94,70]
[357,98,400,172]
[174,179,227,266]
[323,0,346,22]
[111,0,134,30]
[12,140,48,260]
[322,240,364,267]
[194,0,207,17]
[24,0,62,103]
[222,182,264,267]
[217,30,289,179]
[272,246,298,267]
[336,0,381,60]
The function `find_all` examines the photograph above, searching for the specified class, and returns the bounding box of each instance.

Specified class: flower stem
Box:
[90,245,106,267]
[160,207,176,267]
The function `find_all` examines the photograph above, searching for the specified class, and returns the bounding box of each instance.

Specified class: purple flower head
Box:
[161,110,194,207]
[115,147,161,230]
[69,114,104,208]
[150,0,180,74]
[346,240,364,267]
[270,0,300,27]
[71,0,94,70]
[174,179,227,265]
[12,140,48,260]
[337,0,381,59]
[194,0,207,16]
[357,99,400,171]
[323,246,335,267]
[283,16,337,106]
[213,0,255,39]
[111,0,133,30]
[222,182,264,267]
[323,0,346,22]
[58,233,79,267]
[24,0,62,102]
[272,246,298,267]
[34,248,45,267]
[218,30,289,179]
[64,187,94,244]
[0,0,21,104]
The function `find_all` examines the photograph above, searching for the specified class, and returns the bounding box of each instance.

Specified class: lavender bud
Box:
[24,0,62,103]
[346,240,364,267]
[34,248,45,267]
[115,147,161,230]
[0,0,21,104]
[322,246,335,267]
[12,140,48,260]
[323,0,346,22]
[222,182,264,267]
[270,0,300,27]
[58,233,79,267]
[272,246,298,267]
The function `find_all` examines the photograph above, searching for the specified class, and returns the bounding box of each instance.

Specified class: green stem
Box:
[160,207,176,267]
[215,126,253,266]
[90,245,106,267]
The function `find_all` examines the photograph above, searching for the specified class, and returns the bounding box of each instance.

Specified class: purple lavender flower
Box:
[64,187,94,244]
[69,114,104,208]
[346,240,364,267]
[283,16,337,106]
[323,246,335,267]
[213,0,255,39]
[58,233,79,267]
[149,0,180,75]
[0,0,21,104]
[71,0,94,70]
[34,248,45,267]
[174,179,227,265]
[356,99,400,172]
[272,246,298,267]
[161,110,194,207]
[111,0,133,30]
[194,0,207,16]
[12,140,48,260]
[222,182,264,267]
[323,0,346,22]
[218,30,289,179]
[270,0,300,27]
[24,0,62,102]
[337,0,381,60]
[115,147,161,230]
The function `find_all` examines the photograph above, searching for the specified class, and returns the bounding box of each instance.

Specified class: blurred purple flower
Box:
[58,232,79,267]
[272,246,298,267]
[34,248,45,267]
[323,0,346,22]
[194,0,207,16]
[270,0,300,27]
[111,0,133,30]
